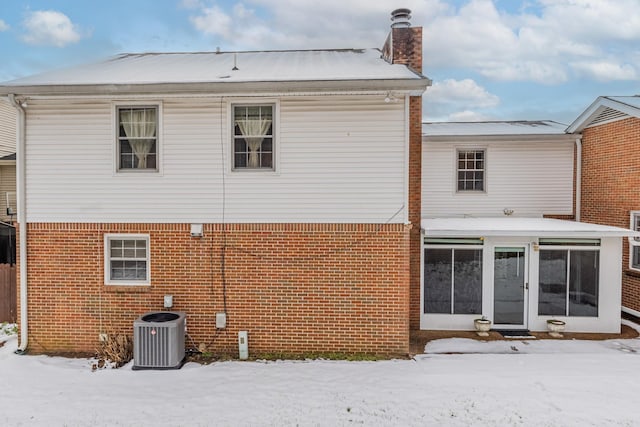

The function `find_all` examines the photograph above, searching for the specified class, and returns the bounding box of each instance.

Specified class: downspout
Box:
[575,136,582,222]
[8,94,27,354]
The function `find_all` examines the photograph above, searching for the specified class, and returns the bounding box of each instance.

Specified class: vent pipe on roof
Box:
[391,8,411,28]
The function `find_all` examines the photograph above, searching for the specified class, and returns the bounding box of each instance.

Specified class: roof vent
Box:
[391,8,411,28]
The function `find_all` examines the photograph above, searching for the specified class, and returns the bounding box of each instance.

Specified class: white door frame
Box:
[491,243,530,330]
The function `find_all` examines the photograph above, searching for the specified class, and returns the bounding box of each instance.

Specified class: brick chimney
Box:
[381,8,424,332]
[381,8,423,73]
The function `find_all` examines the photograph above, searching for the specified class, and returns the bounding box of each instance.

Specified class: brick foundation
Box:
[18,223,410,356]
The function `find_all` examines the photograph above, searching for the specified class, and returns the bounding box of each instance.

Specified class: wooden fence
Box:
[0,264,16,323]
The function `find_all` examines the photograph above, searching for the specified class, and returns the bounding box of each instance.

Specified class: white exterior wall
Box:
[0,99,16,157]
[422,140,574,217]
[25,95,407,223]
[0,164,16,222]
[421,236,622,334]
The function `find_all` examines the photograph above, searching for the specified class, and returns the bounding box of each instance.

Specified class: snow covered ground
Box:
[2,322,640,426]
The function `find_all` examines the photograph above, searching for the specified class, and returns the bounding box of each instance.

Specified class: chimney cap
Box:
[391,8,412,28]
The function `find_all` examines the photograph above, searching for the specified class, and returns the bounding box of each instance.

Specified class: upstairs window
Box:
[117,106,158,171]
[457,149,485,191]
[630,211,640,271]
[233,105,274,170]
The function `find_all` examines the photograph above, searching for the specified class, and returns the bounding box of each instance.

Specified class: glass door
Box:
[493,246,528,328]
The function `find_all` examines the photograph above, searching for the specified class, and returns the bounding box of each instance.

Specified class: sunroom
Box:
[420,217,638,333]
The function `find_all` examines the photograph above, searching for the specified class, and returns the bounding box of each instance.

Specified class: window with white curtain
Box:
[117,106,158,171]
[232,104,274,170]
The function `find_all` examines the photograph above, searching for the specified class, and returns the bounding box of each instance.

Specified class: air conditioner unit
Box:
[133,311,186,370]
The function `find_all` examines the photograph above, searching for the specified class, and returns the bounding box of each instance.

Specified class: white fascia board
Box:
[421,218,640,238]
[567,96,640,133]
[422,134,575,143]
[0,78,431,97]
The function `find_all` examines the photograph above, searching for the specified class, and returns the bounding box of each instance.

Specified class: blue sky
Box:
[1,0,639,124]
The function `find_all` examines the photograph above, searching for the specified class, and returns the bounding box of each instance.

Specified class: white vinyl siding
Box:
[423,140,574,217]
[0,165,16,221]
[0,100,16,157]
[25,96,407,223]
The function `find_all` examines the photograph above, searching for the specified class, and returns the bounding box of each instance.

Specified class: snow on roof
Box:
[422,121,569,137]
[0,49,424,89]
[422,217,638,237]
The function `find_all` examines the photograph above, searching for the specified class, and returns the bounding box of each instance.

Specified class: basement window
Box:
[104,234,150,285]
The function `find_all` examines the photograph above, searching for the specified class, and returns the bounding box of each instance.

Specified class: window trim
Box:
[113,102,162,174]
[228,99,280,174]
[423,242,484,315]
[455,147,486,193]
[630,211,640,271]
[538,245,600,317]
[104,234,151,286]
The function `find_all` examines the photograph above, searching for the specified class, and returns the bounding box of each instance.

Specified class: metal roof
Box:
[0,49,430,96]
[422,217,638,238]
[423,120,568,137]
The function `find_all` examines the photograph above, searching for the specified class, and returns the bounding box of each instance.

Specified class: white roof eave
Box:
[421,217,640,238]
[0,78,431,97]
[567,96,640,133]
[422,134,576,143]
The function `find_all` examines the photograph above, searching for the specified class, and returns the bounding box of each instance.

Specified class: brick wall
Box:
[18,223,410,356]
[408,96,422,330]
[383,22,424,332]
[581,117,640,311]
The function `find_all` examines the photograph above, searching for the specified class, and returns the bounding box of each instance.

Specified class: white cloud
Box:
[447,110,492,122]
[424,79,500,121]
[571,60,638,82]
[186,0,444,50]
[426,79,500,108]
[0,19,9,32]
[183,0,640,85]
[423,0,640,84]
[22,10,82,47]
[189,5,233,38]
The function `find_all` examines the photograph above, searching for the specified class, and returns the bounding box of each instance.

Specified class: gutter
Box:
[0,78,431,97]
[7,94,27,354]
[575,136,582,222]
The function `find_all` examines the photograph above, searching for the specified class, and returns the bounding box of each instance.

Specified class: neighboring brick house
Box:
[0,9,430,356]
[419,121,636,334]
[567,96,640,320]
